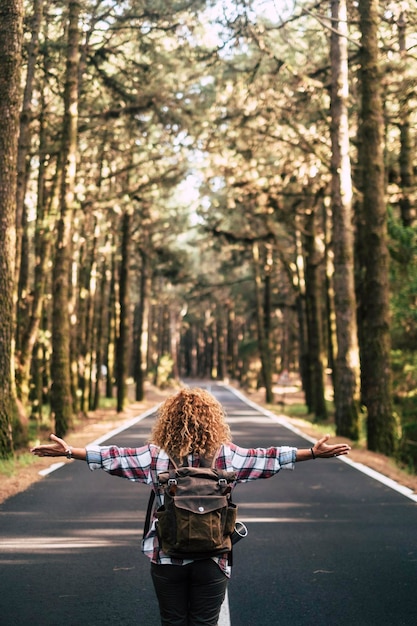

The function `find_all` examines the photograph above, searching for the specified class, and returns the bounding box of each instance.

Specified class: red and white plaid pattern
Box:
[86,442,296,577]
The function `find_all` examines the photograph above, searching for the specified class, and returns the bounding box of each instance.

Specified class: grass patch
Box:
[280,402,310,418]
[98,397,117,409]
[0,452,39,478]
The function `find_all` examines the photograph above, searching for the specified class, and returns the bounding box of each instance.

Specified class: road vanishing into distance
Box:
[1,383,417,626]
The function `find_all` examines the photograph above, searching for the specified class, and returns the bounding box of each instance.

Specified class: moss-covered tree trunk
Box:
[15,0,43,359]
[50,0,81,436]
[357,0,396,454]
[0,0,23,457]
[330,0,361,439]
[16,68,57,407]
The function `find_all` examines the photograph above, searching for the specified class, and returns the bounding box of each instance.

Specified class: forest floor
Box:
[1,379,417,505]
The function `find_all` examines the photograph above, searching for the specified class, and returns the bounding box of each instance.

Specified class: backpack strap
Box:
[143,488,156,539]
[168,455,180,469]
[210,448,221,469]
[143,453,178,538]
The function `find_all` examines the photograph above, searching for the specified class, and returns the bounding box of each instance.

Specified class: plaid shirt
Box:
[86,442,296,577]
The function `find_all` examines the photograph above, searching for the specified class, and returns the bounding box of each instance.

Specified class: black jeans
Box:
[151,559,228,626]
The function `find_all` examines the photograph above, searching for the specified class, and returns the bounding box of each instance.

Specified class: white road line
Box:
[35,383,416,626]
[90,405,160,445]
[223,382,417,503]
[219,590,231,626]
[38,462,66,476]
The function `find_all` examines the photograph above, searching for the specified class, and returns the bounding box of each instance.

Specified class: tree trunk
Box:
[105,250,117,399]
[357,0,396,454]
[15,56,58,405]
[0,0,23,457]
[226,303,238,380]
[330,0,361,439]
[252,242,274,404]
[303,203,327,421]
[397,9,415,228]
[50,0,81,436]
[170,308,180,381]
[92,254,110,410]
[15,72,59,407]
[135,250,150,401]
[216,311,226,381]
[294,224,310,407]
[15,0,44,355]
[116,211,131,412]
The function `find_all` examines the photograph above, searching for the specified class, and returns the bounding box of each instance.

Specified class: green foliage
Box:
[391,350,417,471]
[388,211,417,350]
[388,216,417,470]
[154,355,175,389]
[98,397,117,410]
[0,452,39,478]
[11,413,28,450]
[9,0,417,472]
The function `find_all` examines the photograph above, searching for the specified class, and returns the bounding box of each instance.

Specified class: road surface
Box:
[1,383,416,625]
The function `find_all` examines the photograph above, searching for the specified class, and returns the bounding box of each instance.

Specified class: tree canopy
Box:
[1,0,417,469]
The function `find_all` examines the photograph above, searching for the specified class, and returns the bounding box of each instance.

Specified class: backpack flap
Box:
[174,494,229,515]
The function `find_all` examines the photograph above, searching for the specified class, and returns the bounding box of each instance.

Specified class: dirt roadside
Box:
[1,382,416,505]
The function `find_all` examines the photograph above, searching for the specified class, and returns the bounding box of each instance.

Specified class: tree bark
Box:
[252,242,274,404]
[357,0,396,454]
[216,311,226,381]
[397,9,415,228]
[135,249,150,401]
[51,0,81,436]
[103,250,116,399]
[0,0,23,457]
[92,253,110,410]
[303,202,327,421]
[116,211,131,412]
[330,0,361,439]
[15,0,44,354]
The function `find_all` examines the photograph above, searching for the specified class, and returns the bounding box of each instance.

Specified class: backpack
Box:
[145,453,237,560]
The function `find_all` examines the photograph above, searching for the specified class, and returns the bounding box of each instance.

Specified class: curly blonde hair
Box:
[150,387,231,458]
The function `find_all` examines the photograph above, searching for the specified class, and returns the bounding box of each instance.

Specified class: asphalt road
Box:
[1,383,417,626]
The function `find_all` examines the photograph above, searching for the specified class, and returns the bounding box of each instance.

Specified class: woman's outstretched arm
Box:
[31,434,86,461]
[295,434,350,461]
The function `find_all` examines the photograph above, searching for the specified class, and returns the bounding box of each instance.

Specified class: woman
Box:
[31,387,350,626]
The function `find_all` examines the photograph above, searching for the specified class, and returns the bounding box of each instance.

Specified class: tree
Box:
[252,241,274,403]
[330,0,361,439]
[15,0,44,347]
[356,0,397,454]
[0,0,24,457]
[396,7,415,228]
[50,0,81,436]
[302,196,328,421]
[116,210,131,412]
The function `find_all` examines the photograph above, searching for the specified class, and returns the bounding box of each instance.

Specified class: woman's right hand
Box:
[31,433,70,457]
